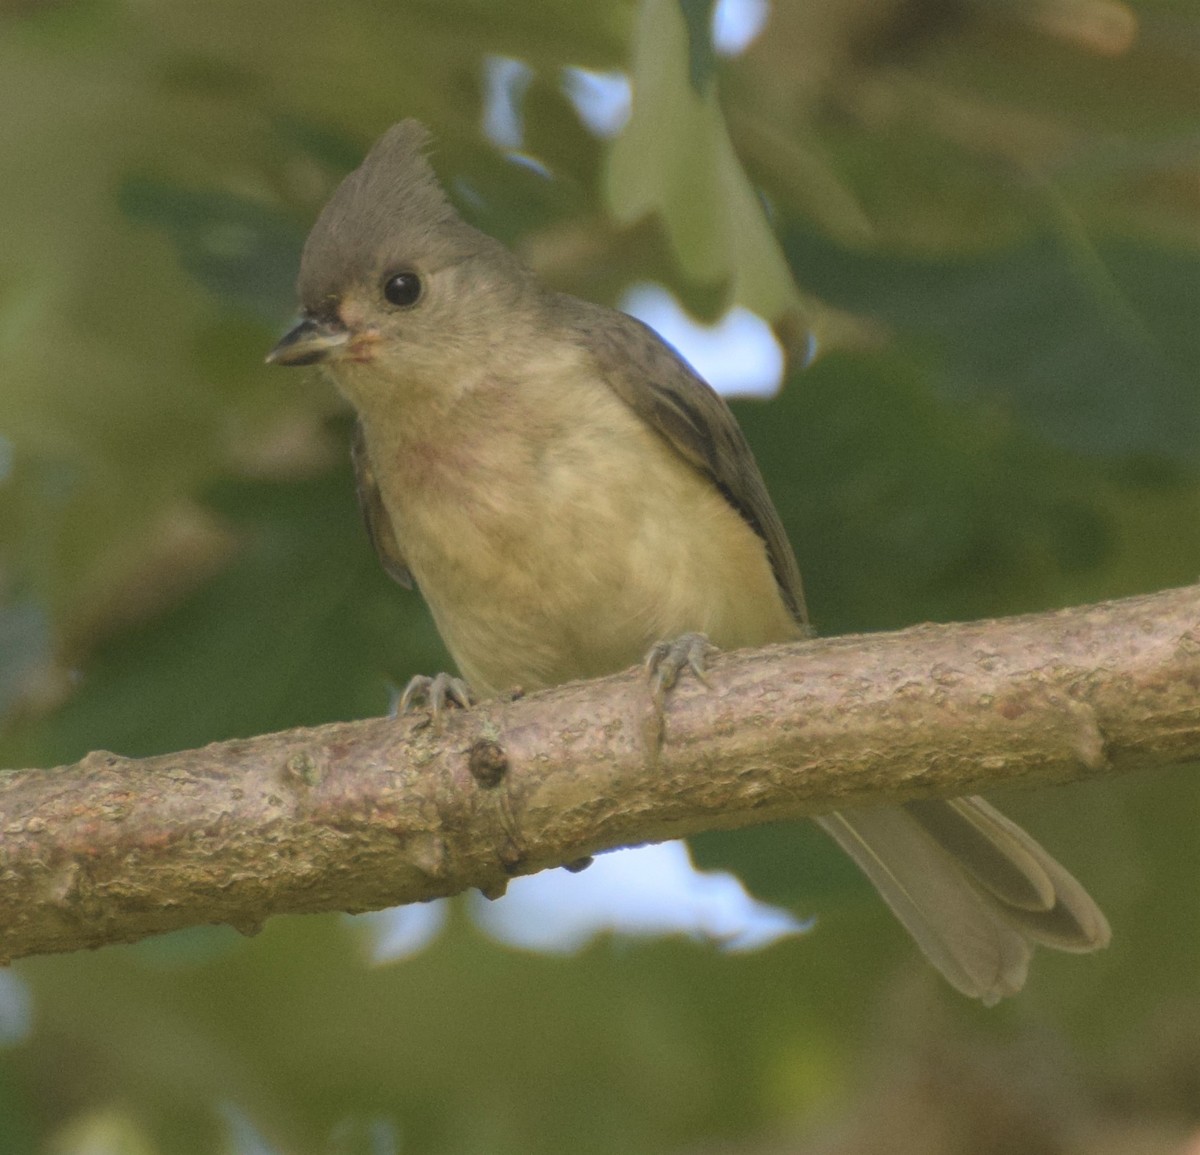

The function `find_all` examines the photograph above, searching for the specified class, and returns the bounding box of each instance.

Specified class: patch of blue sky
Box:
[713,0,771,56]
[362,842,806,962]
[482,55,535,149]
[621,282,786,397]
[561,67,633,138]
[355,900,448,964]
[470,841,808,954]
[0,971,32,1047]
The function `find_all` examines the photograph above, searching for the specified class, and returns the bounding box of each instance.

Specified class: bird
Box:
[267,119,1110,1003]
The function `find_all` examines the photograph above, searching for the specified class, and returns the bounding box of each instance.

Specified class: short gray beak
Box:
[266,317,349,366]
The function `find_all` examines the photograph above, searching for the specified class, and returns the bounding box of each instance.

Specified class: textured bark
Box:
[2,584,1199,964]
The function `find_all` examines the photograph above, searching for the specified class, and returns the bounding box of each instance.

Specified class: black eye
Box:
[383,271,422,307]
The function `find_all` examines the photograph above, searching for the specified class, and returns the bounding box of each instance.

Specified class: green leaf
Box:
[0,601,52,719]
[119,179,304,324]
[605,0,803,320]
[677,0,717,94]
[3,461,449,766]
[784,227,1200,466]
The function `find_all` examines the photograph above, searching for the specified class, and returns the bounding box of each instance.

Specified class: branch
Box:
[3,584,1199,964]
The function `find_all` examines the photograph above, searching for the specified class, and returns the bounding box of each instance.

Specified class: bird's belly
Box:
[373,387,799,696]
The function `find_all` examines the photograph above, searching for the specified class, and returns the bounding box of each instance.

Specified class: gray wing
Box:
[556,294,808,627]
[350,419,413,588]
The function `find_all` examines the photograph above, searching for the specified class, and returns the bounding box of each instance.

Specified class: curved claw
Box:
[642,632,718,752]
[398,672,474,733]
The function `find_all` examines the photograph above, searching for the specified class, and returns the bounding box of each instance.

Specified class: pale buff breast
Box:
[359,356,800,696]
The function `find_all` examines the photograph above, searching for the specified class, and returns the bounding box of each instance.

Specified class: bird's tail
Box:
[816,797,1110,1004]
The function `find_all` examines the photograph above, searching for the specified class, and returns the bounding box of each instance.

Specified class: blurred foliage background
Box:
[2,0,1200,1151]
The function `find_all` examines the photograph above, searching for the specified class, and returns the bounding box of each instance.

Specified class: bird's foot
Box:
[642,632,717,753]
[398,672,474,733]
